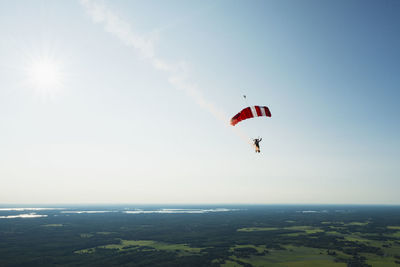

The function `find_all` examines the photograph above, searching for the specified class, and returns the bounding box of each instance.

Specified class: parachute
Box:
[230,106,271,126]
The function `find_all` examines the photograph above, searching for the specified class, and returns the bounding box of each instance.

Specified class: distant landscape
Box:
[1,205,400,266]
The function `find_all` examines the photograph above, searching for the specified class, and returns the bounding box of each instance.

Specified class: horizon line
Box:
[1,203,400,207]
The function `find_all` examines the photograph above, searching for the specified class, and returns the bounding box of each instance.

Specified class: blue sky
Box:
[0,0,399,204]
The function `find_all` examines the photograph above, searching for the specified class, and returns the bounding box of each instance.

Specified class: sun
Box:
[28,60,61,88]
[25,56,66,98]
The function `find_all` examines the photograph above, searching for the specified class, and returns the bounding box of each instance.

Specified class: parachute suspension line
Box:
[243,94,249,106]
[242,94,252,144]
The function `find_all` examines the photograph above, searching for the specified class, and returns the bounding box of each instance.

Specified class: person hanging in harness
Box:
[253,138,262,153]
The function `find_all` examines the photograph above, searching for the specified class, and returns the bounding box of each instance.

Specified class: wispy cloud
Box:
[80,0,155,59]
[80,0,249,142]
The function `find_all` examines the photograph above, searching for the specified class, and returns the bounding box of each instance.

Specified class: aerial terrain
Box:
[1,205,400,266]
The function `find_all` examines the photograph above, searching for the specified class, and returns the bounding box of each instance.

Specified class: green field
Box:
[75,239,203,256]
[226,245,346,267]
[345,221,369,226]
[80,233,94,238]
[237,227,279,232]
[238,225,323,235]
[229,244,267,253]
[362,252,400,267]
[96,231,116,235]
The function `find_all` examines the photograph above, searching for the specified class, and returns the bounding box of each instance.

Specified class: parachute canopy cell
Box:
[230,106,271,126]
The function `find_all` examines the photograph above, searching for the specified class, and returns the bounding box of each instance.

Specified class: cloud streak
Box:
[80,0,249,142]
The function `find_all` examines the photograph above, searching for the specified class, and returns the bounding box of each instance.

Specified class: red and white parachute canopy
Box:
[230,106,271,126]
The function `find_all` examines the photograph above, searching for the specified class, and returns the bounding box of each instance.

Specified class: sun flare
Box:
[25,56,66,97]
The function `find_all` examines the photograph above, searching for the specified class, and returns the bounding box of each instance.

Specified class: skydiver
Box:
[253,138,262,153]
